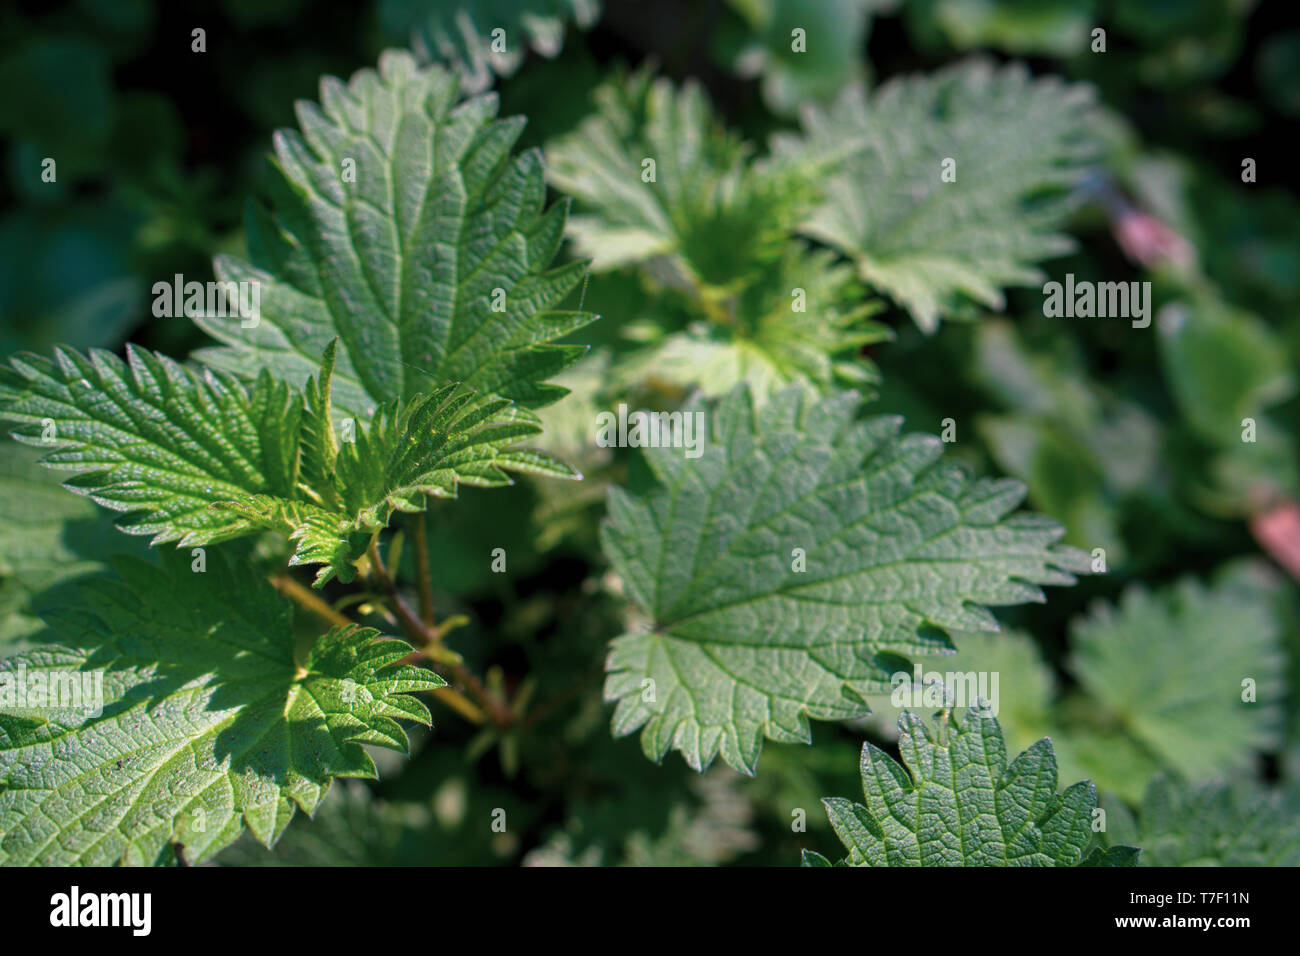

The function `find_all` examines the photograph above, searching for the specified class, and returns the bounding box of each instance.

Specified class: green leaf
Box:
[976,414,1120,556]
[216,780,418,867]
[381,0,602,94]
[547,68,826,297]
[721,0,878,117]
[1067,576,1285,791]
[611,244,891,398]
[860,628,1057,760]
[601,384,1090,774]
[780,59,1102,332]
[1156,295,1297,511]
[548,70,891,398]
[1102,775,1300,867]
[901,0,1098,58]
[1158,296,1295,446]
[970,319,1159,563]
[810,709,1137,866]
[1079,844,1142,867]
[0,345,301,543]
[219,745,543,866]
[0,551,444,866]
[0,342,573,587]
[1050,728,1162,809]
[193,50,594,422]
[0,441,145,653]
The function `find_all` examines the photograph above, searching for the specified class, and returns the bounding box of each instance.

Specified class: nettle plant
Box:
[0,49,1147,867]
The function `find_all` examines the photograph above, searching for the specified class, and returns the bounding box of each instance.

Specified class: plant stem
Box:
[270,574,352,628]
[367,539,514,728]
[426,682,487,724]
[271,570,486,725]
[412,515,436,627]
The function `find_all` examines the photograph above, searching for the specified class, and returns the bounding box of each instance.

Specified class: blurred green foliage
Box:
[2,0,1298,866]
